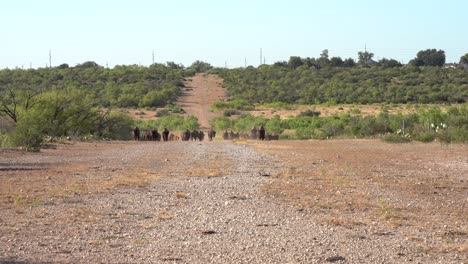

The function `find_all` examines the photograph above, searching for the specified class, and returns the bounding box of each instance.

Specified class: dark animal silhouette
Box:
[133,127,140,141]
[190,130,199,141]
[162,128,170,142]
[259,125,266,140]
[208,129,216,141]
[198,131,205,141]
[183,129,191,141]
[152,129,161,141]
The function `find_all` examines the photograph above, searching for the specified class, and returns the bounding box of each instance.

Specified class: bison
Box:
[208,129,216,141]
[133,127,140,141]
[258,125,266,140]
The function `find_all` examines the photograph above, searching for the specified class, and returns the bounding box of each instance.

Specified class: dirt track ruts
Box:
[0,140,466,263]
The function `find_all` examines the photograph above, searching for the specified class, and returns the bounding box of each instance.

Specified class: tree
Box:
[378,58,402,68]
[460,53,468,64]
[320,49,329,60]
[288,56,304,69]
[358,51,374,65]
[317,49,330,67]
[57,63,69,69]
[75,61,100,68]
[330,57,344,67]
[189,60,212,72]
[0,85,39,123]
[273,61,288,67]
[411,49,445,67]
[166,61,184,70]
[343,58,356,67]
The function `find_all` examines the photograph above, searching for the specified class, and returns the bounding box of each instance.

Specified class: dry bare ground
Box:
[178,73,226,129]
[247,104,452,119]
[0,139,467,263]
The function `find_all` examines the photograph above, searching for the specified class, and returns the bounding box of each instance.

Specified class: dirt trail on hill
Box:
[178,73,226,129]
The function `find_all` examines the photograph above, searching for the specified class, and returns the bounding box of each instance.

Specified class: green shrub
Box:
[156,109,170,117]
[224,109,239,117]
[298,109,321,117]
[166,104,185,114]
[0,133,13,148]
[260,102,295,110]
[98,112,134,140]
[383,134,412,143]
[443,128,468,143]
[11,114,45,151]
[414,133,435,142]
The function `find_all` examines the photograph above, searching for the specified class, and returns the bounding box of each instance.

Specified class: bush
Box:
[298,109,321,117]
[0,133,13,148]
[98,112,134,140]
[156,109,170,117]
[11,113,45,151]
[166,104,185,114]
[414,133,435,142]
[383,134,412,143]
[442,128,468,143]
[224,109,239,117]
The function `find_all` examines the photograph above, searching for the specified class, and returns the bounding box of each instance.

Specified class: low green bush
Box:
[383,134,412,143]
[414,133,435,142]
[224,109,239,117]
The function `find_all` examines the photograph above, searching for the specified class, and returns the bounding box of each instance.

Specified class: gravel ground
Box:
[0,141,466,263]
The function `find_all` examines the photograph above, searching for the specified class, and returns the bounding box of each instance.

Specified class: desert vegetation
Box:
[0,61,212,150]
[210,105,468,143]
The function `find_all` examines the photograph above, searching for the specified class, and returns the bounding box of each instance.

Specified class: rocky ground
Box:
[0,140,467,263]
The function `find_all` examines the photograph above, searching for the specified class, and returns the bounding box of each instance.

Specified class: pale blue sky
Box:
[1,0,467,69]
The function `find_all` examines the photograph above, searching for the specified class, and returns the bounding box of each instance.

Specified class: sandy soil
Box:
[248,104,453,119]
[0,139,466,263]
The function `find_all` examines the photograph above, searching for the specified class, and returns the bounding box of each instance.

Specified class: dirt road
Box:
[178,73,226,129]
[0,140,467,263]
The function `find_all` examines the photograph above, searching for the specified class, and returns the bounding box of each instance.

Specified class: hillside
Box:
[178,73,226,129]
[213,65,468,104]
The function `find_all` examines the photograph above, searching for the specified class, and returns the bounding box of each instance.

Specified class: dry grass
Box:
[253,140,468,242]
[175,192,189,199]
[158,209,173,221]
[248,103,453,119]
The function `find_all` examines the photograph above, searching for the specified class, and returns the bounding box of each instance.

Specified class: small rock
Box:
[201,230,216,235]
[326,256,346,262]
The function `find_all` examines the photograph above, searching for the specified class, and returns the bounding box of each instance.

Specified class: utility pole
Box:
[225,61,227,68]
[245,57,247,68]
[49,49,52,68]
[152,49,155,65]
[260,48,262,66]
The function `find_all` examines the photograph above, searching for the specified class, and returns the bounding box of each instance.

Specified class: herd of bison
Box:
[132,125,279,142]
